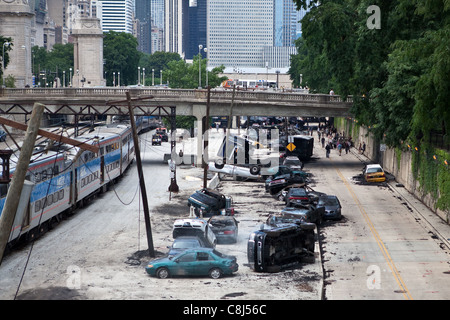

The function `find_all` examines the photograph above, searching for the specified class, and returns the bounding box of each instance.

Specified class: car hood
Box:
[148,256,173,265]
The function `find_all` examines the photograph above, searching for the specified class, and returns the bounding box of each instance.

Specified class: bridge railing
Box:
[0,87,353,104]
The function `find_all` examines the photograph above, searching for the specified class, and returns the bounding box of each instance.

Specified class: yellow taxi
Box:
[363,164,386,183]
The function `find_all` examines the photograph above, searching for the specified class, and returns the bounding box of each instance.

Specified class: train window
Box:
[34,188,64,213]
[47,194,53,206]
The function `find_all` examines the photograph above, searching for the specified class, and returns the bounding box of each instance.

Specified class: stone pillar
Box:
[0,0,33,88]
[71,17,105,87]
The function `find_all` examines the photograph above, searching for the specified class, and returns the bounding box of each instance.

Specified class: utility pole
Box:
[203,86,211,188]
[0,103,44,263]
[168,106,179,193]
[226,85,236,165]
[126,92,155,257]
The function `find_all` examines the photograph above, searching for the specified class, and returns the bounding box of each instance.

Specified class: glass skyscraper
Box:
[208,0,308,69]
[208,0,274,68]
[94,0,134,33]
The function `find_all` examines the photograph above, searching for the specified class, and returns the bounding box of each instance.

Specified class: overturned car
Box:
[247,220,316,273]
[188,188,234,217]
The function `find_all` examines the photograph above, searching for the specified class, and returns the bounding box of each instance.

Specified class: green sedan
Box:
[146,248,238,279]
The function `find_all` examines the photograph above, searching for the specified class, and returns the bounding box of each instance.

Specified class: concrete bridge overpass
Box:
[0,87,353,170]
[0,87,352,119]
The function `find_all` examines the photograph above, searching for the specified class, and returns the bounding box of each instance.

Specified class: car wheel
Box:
[209,268,222,279]
[249,165,260,175]
[156,267,170,279]
[214,158,225,169]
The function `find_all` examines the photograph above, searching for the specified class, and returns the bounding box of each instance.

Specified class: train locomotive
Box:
[0,123,136,248]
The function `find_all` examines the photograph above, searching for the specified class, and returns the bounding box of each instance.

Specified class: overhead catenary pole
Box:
[203,86,211,188]
[0,103,45,263]
[126,91,155,257]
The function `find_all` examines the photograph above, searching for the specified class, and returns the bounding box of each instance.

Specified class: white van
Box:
[172,218,217,248]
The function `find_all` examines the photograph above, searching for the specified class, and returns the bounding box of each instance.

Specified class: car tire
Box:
[209,268,222,279]
[277,193,284,201]
[156,267,170,279]
[214,159,225,169]
[249,165,260,175]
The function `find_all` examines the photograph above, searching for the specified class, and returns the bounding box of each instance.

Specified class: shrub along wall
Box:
[336,117,449,224]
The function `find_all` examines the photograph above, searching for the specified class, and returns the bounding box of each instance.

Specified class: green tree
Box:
[291,0,450,148]
[31,44,73,87]
[165,54,227,89]
[103,31,142,86]
[139,51,182,85]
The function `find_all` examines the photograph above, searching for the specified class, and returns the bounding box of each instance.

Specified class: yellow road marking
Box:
[332,162,413,300]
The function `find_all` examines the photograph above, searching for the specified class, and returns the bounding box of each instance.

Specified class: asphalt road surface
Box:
[0,128,449,303]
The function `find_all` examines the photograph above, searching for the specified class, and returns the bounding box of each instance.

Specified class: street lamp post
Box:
[160,70,162,86]
[118,71,120,87]
[152,69,154,86]
[113,72,115,87]
[143,68,145,86]
[204,47,208,88]
[69,67,72,87]
[198,44,203,89]
[138,66,141,85]
[2,42,10,88]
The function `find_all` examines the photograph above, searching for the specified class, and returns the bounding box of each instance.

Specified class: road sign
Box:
[287,143,296,152]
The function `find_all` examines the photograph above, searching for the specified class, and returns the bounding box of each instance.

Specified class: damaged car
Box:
[146,248,238,279]
[317,195,342,220]
[278,203,325,226]
[187,188,233,217]
[208,215,239,244]
[265,174,306,195]
[247,221,316,273]
[172,218,217,248]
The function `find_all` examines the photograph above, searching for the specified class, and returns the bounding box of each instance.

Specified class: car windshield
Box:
[290,188,307,196]
[319,197,338,206]
[367,167,383,173]
[173,229,204,238]
[172,240,199,249]
[284,159,301,166]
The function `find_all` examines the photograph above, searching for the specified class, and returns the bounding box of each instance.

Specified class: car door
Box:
[194,251,216,275]
[173,252,197,276]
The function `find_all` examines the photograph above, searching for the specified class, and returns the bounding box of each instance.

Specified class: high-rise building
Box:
[94,0,134,33]
[164,0,188,57]
[208,0,274,68]
[208,0,308,69]
[274,0,297,47]
[185,0,206,60]
[151,0,165,52]
[135,0,152,54]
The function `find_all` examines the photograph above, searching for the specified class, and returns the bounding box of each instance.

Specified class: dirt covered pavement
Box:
[2,163,323,300]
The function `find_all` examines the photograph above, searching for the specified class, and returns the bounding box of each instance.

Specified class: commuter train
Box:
[0,123,136,248]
